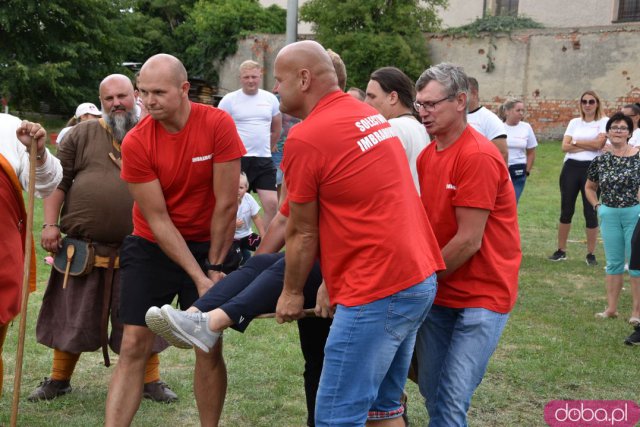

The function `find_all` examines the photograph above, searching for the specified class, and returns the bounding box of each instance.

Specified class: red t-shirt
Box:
[282,91,444,307]
[121,102,246,242]
[417,125,521,313]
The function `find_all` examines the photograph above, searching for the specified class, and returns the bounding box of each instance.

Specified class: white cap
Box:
[75,102,102,118]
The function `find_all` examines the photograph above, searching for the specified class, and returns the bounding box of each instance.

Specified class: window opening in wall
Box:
[617,0,640,21]
[495,0,519,16]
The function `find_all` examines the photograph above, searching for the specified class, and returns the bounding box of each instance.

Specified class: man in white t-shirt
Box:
[219,60,282,226]
[467,77,508,164]
[622,103,640,146]
[365,66,429,192]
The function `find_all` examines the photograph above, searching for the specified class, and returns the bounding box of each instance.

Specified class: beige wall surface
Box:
[217,35,287,96]
[427,25,640,137]
[518,0,616,27]
[437,0,484,28]
[263,0,623,31]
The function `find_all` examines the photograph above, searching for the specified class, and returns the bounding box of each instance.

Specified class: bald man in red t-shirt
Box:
[274,40,444,426]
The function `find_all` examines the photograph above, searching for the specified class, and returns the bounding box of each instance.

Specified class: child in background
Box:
[236,172,266,264]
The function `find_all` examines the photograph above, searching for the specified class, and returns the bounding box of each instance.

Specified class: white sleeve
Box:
[218,94,232,114]
[564,118,578,137]
[484,110,507,140]
[598,117,608,133]
[270,93,280,117]
[16,144,62,198]
[525,122,538,149]
[248,195,261,216]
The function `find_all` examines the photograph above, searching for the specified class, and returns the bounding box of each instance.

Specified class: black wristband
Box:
[203,259,224,272]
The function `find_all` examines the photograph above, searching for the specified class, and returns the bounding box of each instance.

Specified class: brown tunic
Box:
[36,119,167,355]
[56,119,132,244]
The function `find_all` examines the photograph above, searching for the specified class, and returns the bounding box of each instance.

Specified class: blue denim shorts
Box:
[314,274,437,426]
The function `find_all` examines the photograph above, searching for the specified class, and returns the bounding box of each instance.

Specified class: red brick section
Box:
[483,89,640,140]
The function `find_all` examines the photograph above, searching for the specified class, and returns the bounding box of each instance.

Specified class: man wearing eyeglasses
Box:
[413,63,521,427]
[466,77,508,164]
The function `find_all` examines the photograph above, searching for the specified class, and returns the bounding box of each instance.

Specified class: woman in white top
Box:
[549,91,608,264]
[499,98,537,204]
[56,102,102,144]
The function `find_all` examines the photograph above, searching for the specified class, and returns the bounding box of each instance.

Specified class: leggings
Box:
[192,253,323,332]
[559,159,598,228]
[192,253,329,426]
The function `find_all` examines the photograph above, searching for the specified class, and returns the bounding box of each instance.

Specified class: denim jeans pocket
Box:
[386,276,437,340]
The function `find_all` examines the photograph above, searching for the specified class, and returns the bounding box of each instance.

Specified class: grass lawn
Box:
[1,140,637,426]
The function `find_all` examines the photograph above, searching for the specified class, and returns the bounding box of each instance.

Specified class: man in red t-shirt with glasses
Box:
[274,40,445,426]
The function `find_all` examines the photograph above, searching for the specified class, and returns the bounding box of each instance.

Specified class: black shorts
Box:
[241,156,277,192]
[118,235,208,326]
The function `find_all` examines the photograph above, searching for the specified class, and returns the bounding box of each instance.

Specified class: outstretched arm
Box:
[208,159,241,282]
[276,199,318,323]
[129,179,214,296]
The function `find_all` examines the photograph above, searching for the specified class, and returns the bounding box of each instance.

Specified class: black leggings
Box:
[559,159,599,228]
[192,253,323,332]
[191,253,330,425]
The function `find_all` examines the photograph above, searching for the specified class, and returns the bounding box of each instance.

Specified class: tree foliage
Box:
[444,15,544,37]
[0,0,285,113]
[0,0,143,112]
[129,0,198,61]
[177,0,286,84]
[300,0,447,89]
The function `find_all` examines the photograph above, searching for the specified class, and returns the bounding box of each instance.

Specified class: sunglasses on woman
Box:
[581,99,597,105]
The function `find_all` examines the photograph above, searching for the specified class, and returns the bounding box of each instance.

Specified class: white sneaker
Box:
[145,306,192,349]
[160,305,221,353]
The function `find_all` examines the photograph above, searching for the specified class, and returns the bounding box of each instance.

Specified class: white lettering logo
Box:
[354,114,387,132]
[192,154,213,163]
[356,127,397,152]
[446,184,457,190]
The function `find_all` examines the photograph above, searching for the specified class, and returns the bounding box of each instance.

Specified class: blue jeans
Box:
[315,274,437,426]
[599,204,640,276]
[416,305,509,427]
[508,163,527,204]
[271,150,284,185]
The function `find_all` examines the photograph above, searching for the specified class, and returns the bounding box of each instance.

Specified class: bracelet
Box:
[36,148,46,161]
[42,223,60,229]
[594,203,601,211]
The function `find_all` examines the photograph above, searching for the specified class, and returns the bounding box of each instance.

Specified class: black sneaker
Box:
[586,253,598,266]
[548,249,567,261]
[27,377,72,402]
[624,326,640,346]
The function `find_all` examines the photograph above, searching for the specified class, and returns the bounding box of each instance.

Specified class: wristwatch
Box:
[572,139,577,146]
[203,259,224,272]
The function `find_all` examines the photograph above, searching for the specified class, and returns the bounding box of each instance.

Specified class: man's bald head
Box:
[98,74,136,142]
[136,54,191,128]
[274,41,340,119]
[99,74,133,97]
[139,54,188,86]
